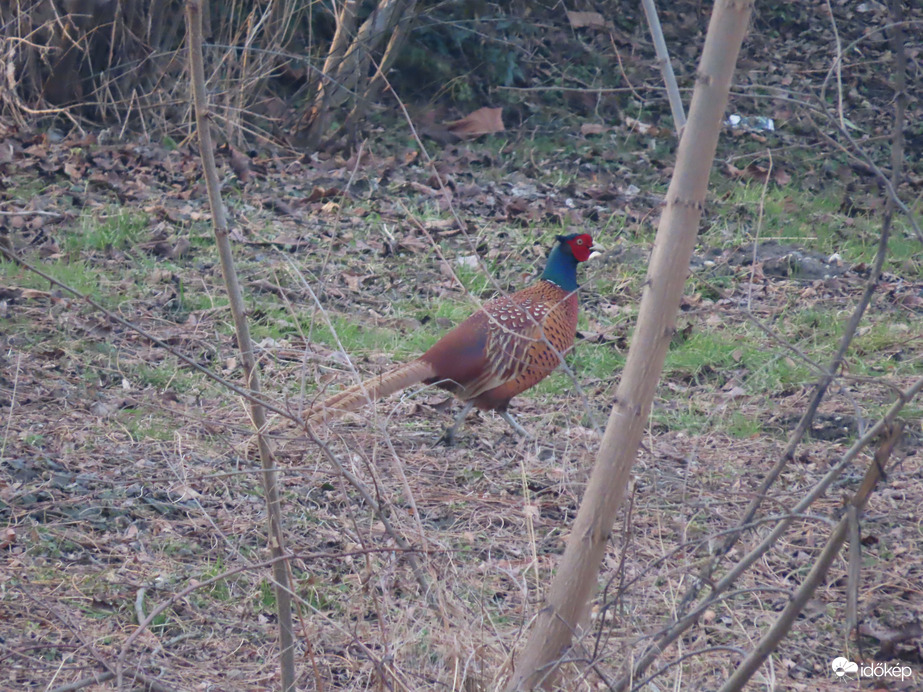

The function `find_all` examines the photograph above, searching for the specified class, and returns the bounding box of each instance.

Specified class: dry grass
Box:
[2,66,923,686]
[3,228,922,690]
[4,343,921,689]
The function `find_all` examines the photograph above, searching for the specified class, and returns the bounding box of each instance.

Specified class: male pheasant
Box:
[307,233,596,443]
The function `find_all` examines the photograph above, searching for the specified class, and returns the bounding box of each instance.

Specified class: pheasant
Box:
[307,233,596,443]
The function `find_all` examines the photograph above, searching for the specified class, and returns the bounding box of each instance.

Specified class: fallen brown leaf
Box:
[581,123,610,136]
[566,10,610,30]
[445,107,505,138]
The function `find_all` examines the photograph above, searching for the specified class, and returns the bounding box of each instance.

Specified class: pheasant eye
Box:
[576,239,583,245]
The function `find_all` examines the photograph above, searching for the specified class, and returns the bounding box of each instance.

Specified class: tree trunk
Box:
[301,0,414,148]
[504,1,754,689]
[340,0,417,141]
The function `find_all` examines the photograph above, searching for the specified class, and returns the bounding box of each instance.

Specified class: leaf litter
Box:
[2,4,923,687]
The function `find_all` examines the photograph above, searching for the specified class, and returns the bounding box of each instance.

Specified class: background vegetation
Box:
[1,1,921,690]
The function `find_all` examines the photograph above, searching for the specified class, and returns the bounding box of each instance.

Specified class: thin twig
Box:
[0,350,21,462]
[184,2,295,688]
[632,645,748,691]
[640,0,686,136]
[611,373,923,691]
[822,0,846,130]
[0,210,63,216]
[718,423,902,691]
[846,504,860,639]
[746,150,772,311]
[47,671,116,692]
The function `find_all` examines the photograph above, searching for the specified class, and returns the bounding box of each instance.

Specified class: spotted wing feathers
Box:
[421,281,579,409]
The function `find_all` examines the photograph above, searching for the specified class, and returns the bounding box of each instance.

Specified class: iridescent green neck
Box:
[540,241,579,291]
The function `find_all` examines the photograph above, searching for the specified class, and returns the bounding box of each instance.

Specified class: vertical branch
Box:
[641,0,686,137]
[504,2,753,689]
[304,0,359,147]
[184,2,296,690]
[303,0,413,148]
[823,0,846,130]
[341,4,418,139]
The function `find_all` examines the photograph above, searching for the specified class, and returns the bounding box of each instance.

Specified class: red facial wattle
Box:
[566,234,594,262]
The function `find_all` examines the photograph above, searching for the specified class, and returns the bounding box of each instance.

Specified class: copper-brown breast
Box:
[471,281,579,411]
[421,280,579,410]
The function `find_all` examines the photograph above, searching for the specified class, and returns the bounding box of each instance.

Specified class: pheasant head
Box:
[540,233,595,291]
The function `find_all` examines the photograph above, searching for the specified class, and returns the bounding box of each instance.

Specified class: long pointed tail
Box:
[306,359,436,425]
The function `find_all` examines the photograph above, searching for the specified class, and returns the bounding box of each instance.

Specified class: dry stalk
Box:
[0,1,308,146]
[280,256,431,548]
[47,671,116,692]
[845,504,860,643]
[184,1,295,688]
[619,9,912,683]
[680,133,897,606]
[0,350,21,462]
[822,0,847,130]
[718,423,903,691]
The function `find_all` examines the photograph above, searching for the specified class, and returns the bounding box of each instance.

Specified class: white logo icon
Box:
[831,657,859,677]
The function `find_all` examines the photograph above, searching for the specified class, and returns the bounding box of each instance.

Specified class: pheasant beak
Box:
[588,241,605,260]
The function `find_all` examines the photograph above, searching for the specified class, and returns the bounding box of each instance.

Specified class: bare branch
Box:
[640,0,686,136]
[182,2,295,688]
[718,423,903,691]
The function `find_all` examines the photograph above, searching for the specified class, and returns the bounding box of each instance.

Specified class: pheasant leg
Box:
[499,410,531,439]
[438,401,475,446]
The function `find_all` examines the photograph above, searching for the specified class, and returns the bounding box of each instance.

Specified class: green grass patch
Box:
[65,207,148,254]
[199,558,232,602]
[727,411,763,438]
[118,408,175,442]
[301,313,417,359]
[652,399,711,435]
[702,179,911,275]
[257,580,276,610]
[0,255,102,298]
[852,322,922,375]
[3,176,50,204]
[130,361,198,392]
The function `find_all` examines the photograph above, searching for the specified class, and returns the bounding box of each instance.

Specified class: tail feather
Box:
[306,359,436,424]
